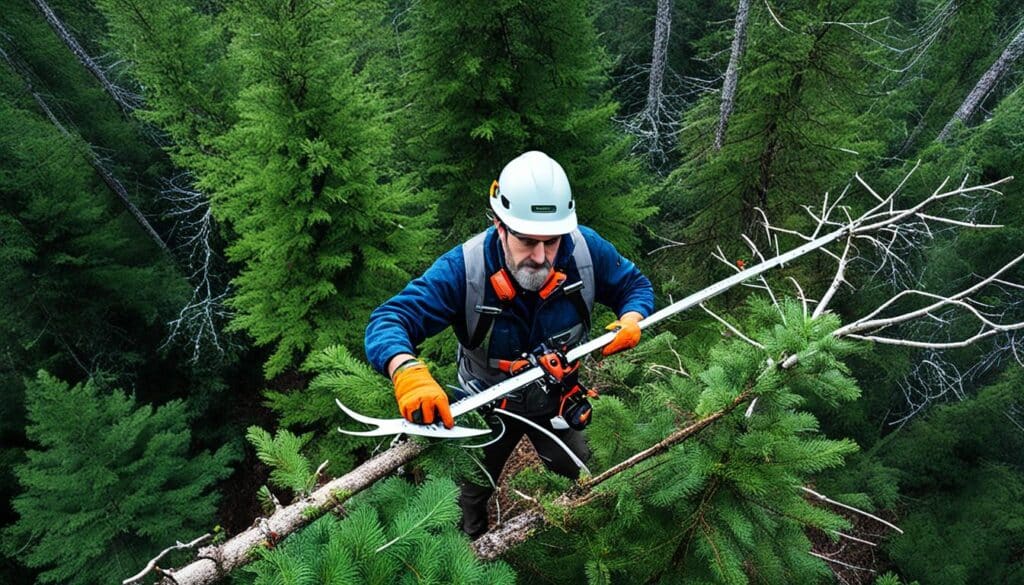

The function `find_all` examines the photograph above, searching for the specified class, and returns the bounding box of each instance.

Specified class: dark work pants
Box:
[459,411,591,538]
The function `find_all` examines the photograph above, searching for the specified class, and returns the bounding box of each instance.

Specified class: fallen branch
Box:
[151,440,424,585]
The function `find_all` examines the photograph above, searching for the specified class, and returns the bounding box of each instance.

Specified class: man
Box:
[365,150,654,538]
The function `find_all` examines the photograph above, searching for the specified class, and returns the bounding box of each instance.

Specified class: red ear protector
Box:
[537,270,567,299]
[489,269,516,301]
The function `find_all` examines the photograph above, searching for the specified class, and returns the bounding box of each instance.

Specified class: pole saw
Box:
[337,226,848,439]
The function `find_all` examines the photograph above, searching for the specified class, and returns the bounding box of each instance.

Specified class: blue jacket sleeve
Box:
[580,226,655,318]
[364,246,466,375]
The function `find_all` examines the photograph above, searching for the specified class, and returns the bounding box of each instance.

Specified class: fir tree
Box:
[98,0,437,377]
[1,371,237,585]
[215,0,436,377]
[503,299,865,583]
[401,0,656,249]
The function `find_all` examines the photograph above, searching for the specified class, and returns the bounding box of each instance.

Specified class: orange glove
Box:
[393,362,454,428]
[602,312,643,356]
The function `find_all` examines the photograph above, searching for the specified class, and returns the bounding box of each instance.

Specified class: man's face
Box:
[496,220,562,291]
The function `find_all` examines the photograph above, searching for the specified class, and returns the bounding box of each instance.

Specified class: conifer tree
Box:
[495,299,867,583]
[98,0,437,377]
[210,0,435,377]
[401,0,655,249]
[0,372,237,585]
[665,0,894,258]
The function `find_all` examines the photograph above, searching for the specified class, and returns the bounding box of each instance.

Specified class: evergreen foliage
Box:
[95,0,235,168]
[265,344,484,483]
[0,54,187,384]
[264,345,394,475]
[3,0,1024,582]
[237,477,515,585]
[401,0,656,248]
[247,426,317,496]
[877,372,1024,584]
[209,0,433,376]
[98,0,438,377]
[1,371,237,585]
[508,299,864,583]
[668,0,894,247]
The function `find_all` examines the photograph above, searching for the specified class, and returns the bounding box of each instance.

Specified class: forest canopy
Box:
[1,1,1022,584]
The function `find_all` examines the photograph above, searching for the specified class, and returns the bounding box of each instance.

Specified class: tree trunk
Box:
[644,0,673,136]
[30,0,137,116]
[715,0,753,150]
[937,23,1024,141]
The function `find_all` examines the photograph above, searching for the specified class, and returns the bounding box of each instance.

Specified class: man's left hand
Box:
[602,311,643,356]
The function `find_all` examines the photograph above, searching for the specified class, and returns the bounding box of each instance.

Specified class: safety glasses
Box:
[501,223,562,249]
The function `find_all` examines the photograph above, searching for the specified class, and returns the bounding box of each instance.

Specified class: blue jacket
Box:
[365,225,655,375]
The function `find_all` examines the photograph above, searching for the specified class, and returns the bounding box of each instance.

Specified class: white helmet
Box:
[489,151,577,236]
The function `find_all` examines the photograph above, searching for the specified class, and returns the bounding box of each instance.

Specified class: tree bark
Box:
[715,0,753,150]
[937,23,1024,141]
[156,440,425,585]
[30,0,136,116]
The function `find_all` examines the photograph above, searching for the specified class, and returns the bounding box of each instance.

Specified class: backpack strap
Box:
[462,230,490,350]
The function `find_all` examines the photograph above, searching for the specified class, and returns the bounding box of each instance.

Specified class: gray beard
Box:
[511,261,551,291]
[502,236,552,291]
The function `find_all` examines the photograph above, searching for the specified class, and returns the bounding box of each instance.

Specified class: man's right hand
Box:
[392,361,454,429]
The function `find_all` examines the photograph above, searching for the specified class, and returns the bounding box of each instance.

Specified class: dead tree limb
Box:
[644,0,672,145]
[620,0,687,170]
[715,0,752,150]
[0,46,169,256]
[123,534,211,585]
[937,22,1024,141]
[149,440,424,585]
[159,174,229,361]
[29,0,139,116]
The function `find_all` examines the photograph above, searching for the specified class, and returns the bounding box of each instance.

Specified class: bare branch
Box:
[123,534,211,585]
[700,303,766,349]
[159,174,229,362]
[763,0,793,32]
[809,550,876,573]
[800,487,903,534]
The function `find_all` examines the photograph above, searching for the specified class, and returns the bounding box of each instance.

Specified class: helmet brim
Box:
[491,203,577,236]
